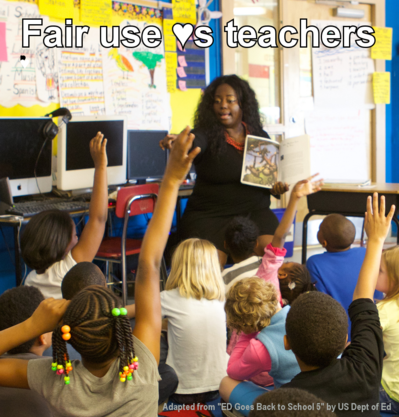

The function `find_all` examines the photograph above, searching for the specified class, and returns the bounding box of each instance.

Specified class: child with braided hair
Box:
[0,126,200,416]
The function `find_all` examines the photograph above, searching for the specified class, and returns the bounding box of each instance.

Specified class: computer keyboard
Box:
[7,199,90,218]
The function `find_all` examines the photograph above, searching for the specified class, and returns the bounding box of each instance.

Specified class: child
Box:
[219,175,323,416]
[248,388,337,417]
[375,245,399,413]
[0,126,200,416]
[61,261,179,406]
[282,193,395,417]
[306,213,383,337]
[161,237,229,404]
[23,131,109,299]
[223,216,263,293]
[0,287,52,417]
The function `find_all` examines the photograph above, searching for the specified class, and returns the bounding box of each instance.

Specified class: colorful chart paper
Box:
[164,35,177,52]
[80,0,112,26]
[39,0,74,20]
[0,22,8,62]
[373,72,390,104]
[172,0,196,25]
[371,27,393,60]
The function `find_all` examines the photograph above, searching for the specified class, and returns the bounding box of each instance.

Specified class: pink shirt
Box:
[227,244,286,382]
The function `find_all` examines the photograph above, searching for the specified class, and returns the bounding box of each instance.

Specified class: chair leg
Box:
[105,261,110,283]
[160,257,168,291]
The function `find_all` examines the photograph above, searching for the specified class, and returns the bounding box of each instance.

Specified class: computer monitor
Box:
[57,115,127,191]
[0,117,52,197]
[127,130,168,183]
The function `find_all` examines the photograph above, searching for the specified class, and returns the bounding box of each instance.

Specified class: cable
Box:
[33,136,50,199]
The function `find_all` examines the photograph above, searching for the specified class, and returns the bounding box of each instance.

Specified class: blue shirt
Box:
[306,247,383,340]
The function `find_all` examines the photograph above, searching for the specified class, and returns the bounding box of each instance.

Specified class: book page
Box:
[278,135,311,185]
[241,135,280,189]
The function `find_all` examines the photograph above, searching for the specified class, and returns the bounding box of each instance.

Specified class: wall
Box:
[386,0,399,183]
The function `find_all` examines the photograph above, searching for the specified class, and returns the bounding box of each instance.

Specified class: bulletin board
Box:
[0,0,203,137]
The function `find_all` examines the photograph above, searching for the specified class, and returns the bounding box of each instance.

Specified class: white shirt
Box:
[222,256,262,293]
[161,288,228,394]
[24,252,76,299]
[377,299,399,401]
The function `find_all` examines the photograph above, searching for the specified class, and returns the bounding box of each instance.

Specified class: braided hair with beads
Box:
[51,285,138,384]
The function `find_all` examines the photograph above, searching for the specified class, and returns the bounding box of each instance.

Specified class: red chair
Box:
[95,183,167,306]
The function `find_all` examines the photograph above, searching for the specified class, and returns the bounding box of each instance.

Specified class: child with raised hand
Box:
[23,132,109,299]
[0,126,200,416]
[376,247,399,412]
[306,214,383,339]
[219,175,323,417]
[282,193,395,417]
[256,174,323,306]
[0,287,53,417]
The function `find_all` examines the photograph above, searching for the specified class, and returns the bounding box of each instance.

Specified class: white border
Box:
[57,115,127,191]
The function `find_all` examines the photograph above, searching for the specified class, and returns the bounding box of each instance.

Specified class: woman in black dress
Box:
[160,75,288,265]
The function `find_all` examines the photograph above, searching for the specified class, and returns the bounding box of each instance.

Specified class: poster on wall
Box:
[58,28,106,115]
[0,1,45,107]
[102,15,169,130]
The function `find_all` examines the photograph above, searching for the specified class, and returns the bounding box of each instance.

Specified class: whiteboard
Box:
[303,20,372,183]
[311,20,375,109]
[305,108,369,183]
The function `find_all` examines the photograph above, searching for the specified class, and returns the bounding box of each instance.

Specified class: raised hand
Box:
[271,181,289,196]
[163,126,201,185]
[29,298,70,335]
[159,133,178,151]
[365,193,395,243]
[90,132,108,168]
[292,174,324,199]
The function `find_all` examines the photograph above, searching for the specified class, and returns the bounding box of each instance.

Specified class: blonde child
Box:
[0,127,200,416]
[376,245,399,413]
[161,238,229,404]
[23,132,108,299]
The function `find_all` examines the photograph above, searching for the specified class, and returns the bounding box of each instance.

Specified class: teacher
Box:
[160,75,288,265]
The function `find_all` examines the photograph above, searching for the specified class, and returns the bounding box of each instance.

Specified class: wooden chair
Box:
[95,183,167,306]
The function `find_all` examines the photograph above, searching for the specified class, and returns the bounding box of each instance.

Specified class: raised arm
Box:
[272,174,323,249]
[353,193,395,301]
[133,126,200,362]
[72,132,108,263]
[0,298,69,389]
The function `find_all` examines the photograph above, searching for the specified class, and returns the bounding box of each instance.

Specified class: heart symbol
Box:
[20,55,29,68]
[172,23,194,50]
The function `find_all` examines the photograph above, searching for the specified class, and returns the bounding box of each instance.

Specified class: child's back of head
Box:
[318,214,355,252]
[224,216,260,262]
[278,262,316,306]
[61,262,106,300]
[249,388,337,417]
[286,292,348,367]
[166,238,224,301]
[0,286,45,354]
[53,285,136,378]
[379,245,399,301]
[21,210,74,272]
[225,277,279,334]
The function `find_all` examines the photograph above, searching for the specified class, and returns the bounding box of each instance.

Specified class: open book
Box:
[241,134,311,189]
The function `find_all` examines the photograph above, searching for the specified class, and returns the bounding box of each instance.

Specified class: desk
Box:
[302,183,399,264]
[0,186,194,287]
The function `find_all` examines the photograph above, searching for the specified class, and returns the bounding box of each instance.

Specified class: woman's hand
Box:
[90,132,108,168]
[159,133,178,150]
[291,174,324,199]
[271,181,289,196]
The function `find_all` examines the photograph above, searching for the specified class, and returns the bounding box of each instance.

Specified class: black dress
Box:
[179,128,279,252]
